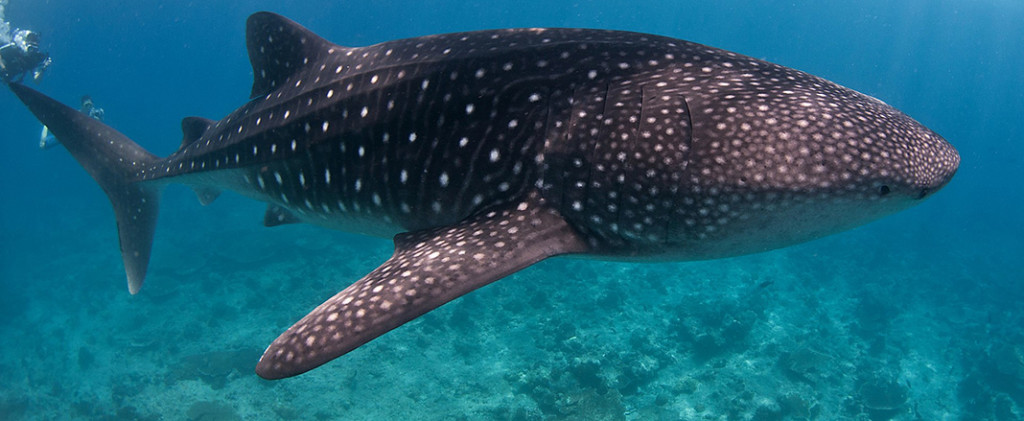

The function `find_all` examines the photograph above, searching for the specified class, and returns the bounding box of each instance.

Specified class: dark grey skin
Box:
[7,12,958,379]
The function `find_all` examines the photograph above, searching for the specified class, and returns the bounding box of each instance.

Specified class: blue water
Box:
[1,0,1020,419]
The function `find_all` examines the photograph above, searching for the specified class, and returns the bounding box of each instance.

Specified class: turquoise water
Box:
[0,1,1020,419]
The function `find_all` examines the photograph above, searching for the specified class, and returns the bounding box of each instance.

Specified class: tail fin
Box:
[9,83,161,294]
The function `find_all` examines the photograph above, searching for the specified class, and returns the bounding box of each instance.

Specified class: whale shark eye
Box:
[878,185,891,196]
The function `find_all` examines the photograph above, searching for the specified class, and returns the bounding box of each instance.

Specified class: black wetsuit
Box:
[0,43,49,83]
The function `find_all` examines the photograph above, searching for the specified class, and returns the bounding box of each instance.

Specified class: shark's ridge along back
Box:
[5,11,958,379]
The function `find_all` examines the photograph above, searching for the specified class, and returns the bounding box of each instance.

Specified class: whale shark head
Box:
[531,38,960,258]
[662,86,961,258]
[682,85,961,240]
[714,91,960,254]
[683,83,961,251]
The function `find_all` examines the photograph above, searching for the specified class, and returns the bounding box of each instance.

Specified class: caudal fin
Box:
[9,83,161,294]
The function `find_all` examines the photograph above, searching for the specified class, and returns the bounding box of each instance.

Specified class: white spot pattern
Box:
[125,15,956,379]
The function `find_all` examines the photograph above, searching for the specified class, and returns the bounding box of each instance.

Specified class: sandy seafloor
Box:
[1,1,1022,420]
[0,192,1018,420]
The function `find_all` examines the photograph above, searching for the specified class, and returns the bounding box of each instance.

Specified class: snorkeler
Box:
[0,28,51,83]
[40,95,105,149]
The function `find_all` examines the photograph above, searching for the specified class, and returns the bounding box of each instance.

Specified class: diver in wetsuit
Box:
[0,29,50,83]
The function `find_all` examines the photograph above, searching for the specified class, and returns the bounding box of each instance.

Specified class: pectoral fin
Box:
[255,195,586,379]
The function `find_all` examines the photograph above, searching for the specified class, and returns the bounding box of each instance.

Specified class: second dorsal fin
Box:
[180,117,215,150]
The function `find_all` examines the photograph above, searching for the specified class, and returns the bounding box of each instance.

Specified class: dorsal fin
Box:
[180,117,215,150]
[246,12,342,99]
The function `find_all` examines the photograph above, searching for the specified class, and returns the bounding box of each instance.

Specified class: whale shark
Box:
[6,12,959,379]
